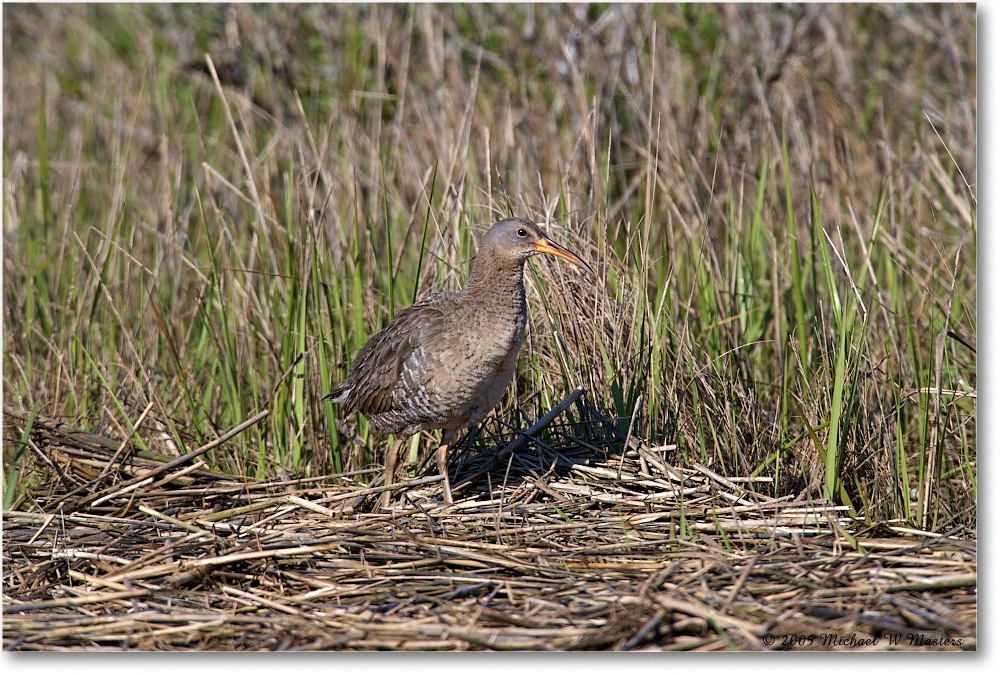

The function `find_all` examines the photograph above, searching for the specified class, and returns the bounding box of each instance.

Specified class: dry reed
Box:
[3,402,975,651]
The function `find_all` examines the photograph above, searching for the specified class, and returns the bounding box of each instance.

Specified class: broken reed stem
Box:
[72,409,270,511]
[99,401,155,481]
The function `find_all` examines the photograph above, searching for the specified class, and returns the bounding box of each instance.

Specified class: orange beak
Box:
[534,237,594,275]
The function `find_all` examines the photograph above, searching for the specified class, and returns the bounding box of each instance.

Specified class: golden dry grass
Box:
[2,405,976,650]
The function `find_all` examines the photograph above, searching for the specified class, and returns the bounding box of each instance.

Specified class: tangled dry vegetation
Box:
[2,402,976,650]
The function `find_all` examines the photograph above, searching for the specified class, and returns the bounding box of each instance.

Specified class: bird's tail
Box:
[323,384,349,404]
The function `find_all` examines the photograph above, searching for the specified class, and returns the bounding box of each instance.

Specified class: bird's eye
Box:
[517,228,527,237]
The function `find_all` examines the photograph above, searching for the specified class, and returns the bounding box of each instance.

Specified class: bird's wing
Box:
[339,293,453,415]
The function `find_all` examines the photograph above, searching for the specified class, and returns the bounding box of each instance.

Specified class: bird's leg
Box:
[382,437,404,509]
[436,444,453,503]
[437,430,456,503]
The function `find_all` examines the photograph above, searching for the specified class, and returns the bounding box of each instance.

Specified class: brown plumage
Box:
[328,217,592,507]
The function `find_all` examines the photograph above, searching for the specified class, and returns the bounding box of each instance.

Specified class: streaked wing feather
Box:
[338,293,454,415]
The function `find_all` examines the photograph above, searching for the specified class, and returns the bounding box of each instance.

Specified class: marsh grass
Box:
[3,4,976,529]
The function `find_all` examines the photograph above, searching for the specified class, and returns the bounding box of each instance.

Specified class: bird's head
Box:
[478,217,593,274]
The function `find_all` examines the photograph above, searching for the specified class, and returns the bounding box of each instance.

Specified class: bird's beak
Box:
[534,237,594,275]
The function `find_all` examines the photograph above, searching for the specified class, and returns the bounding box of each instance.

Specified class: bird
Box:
[327,217,592,508]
